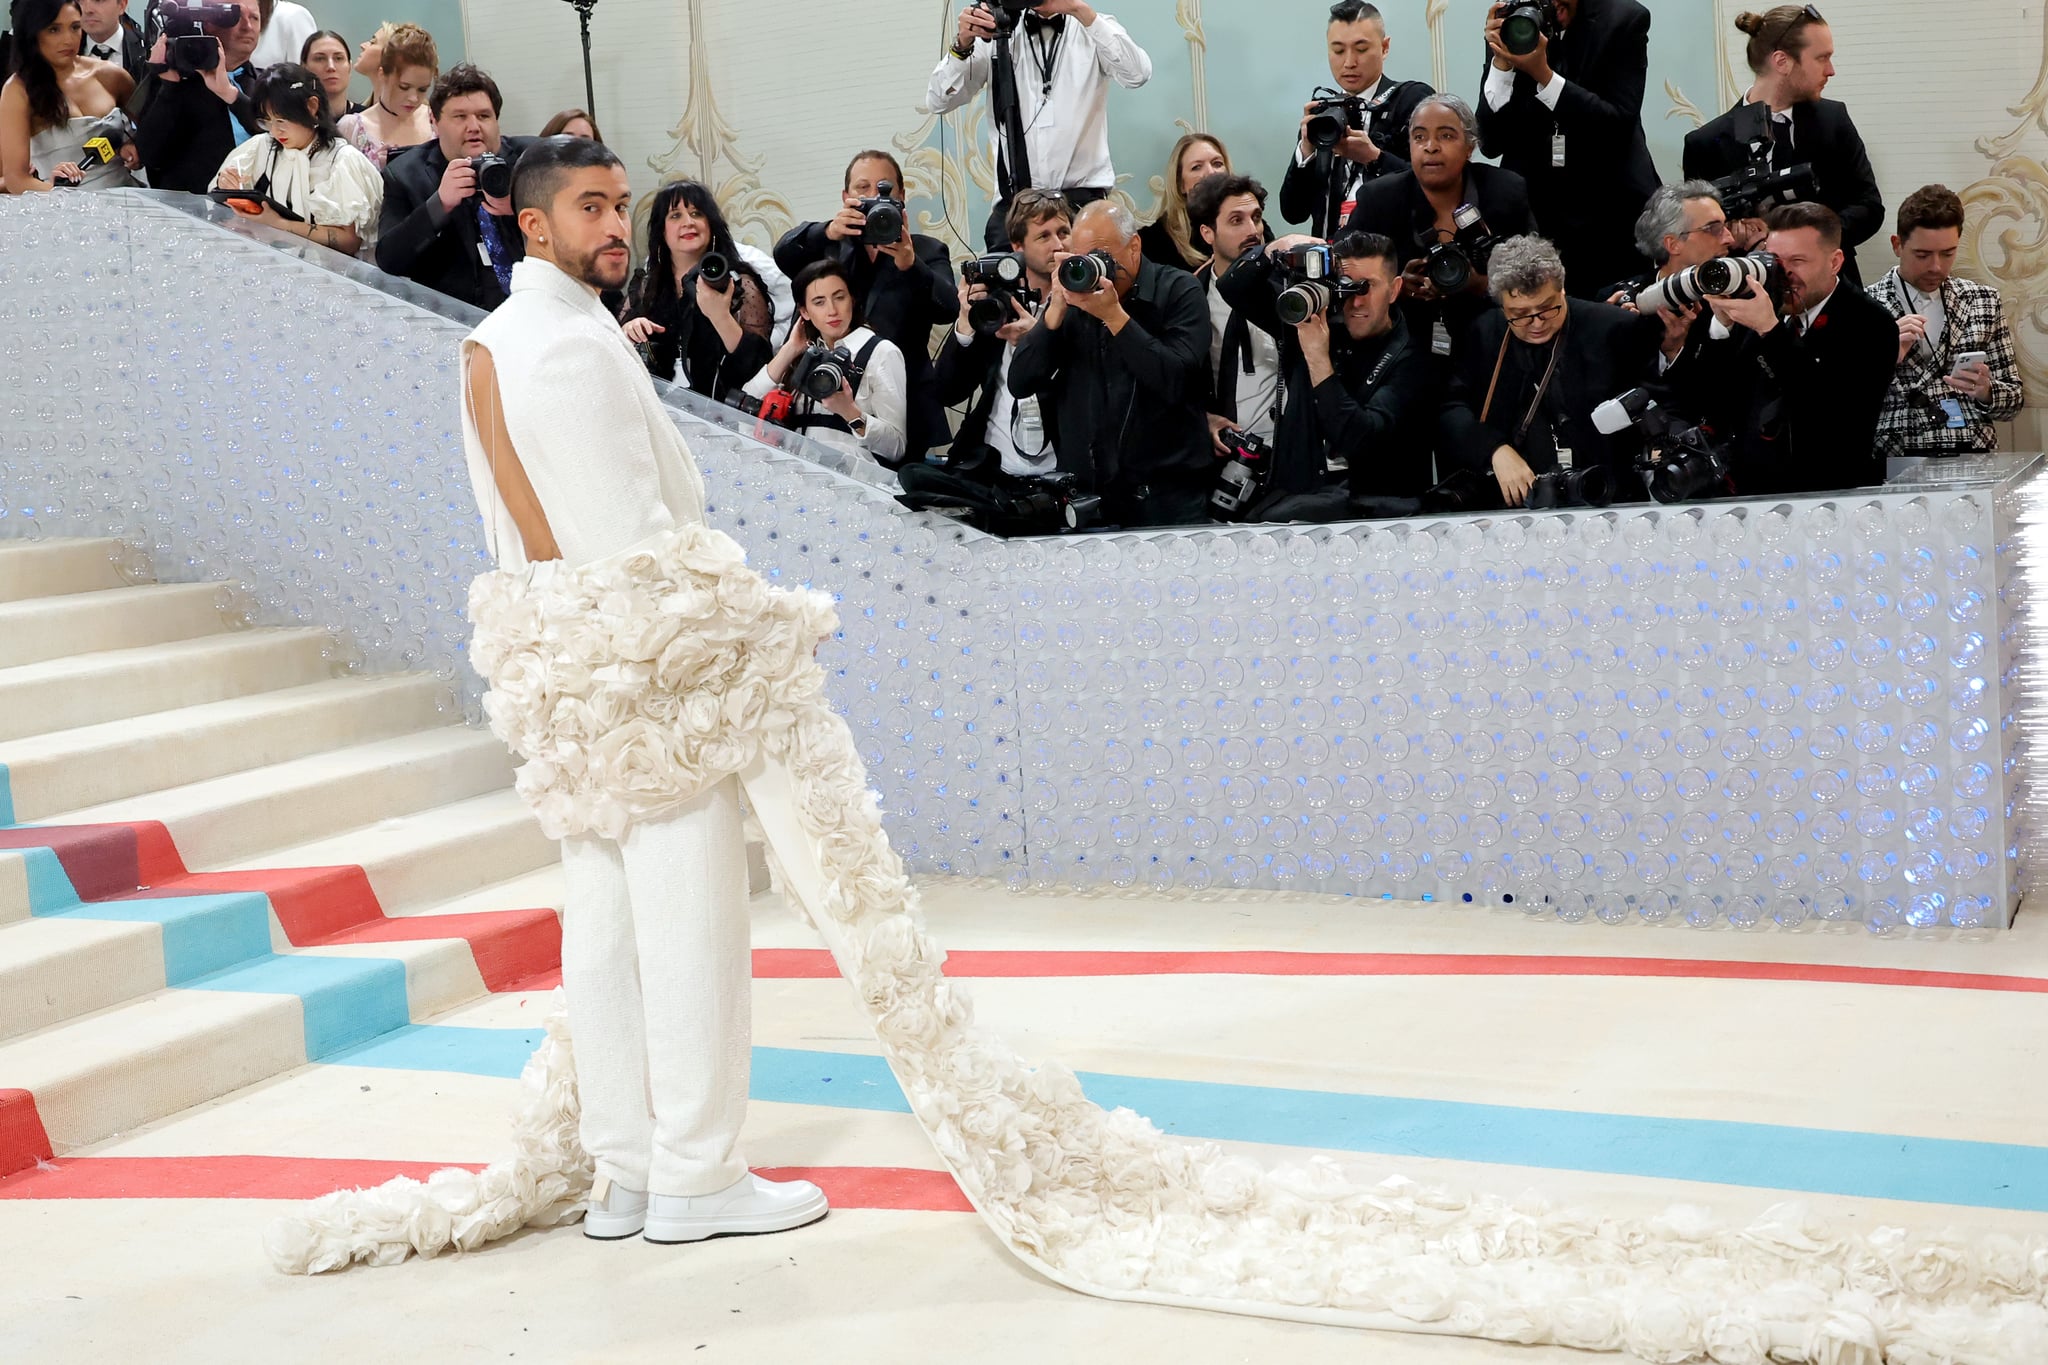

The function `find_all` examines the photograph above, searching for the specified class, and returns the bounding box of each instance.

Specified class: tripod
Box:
[562,0,598,120]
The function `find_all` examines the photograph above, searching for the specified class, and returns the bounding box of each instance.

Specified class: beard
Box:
[562,238,631,291]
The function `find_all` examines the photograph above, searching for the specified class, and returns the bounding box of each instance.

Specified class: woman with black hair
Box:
[741,258,908,466]
[300,30,362,120]
[620,178,787,401]
[0,0,135,192]
[209,63,383,257]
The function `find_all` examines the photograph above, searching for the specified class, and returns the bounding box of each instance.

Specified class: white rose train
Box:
[262,518,2048,1365]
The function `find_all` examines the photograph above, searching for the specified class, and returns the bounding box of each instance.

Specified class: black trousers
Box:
[983,186,1110,251]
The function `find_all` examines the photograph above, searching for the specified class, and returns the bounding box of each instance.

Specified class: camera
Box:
[1634,251,1786,317]
[1271,243,1365,325]
[77,110,135,169]
[962,251,1037,333]
[1497,0,1562,57]
[1211,429,1274,520]
[160,0,239,77]
[858,180,905,247]
[1057,249,1118,294]
[977,0,1048,31]
[470,152,514,201]
[683,250,733,295]
[1304,92,1369,152]
[1594,388,1734,503]
[1425,202,1497,296]
[1711,155,1818,224]
[1526,465,1612,510]
[787,343,857,402]
[1014,472,1102,532]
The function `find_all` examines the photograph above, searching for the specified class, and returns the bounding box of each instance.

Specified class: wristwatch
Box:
[848,415,869,439]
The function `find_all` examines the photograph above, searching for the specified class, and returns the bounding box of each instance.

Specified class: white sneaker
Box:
[583,1178,649,1240]
[642,1172,829,1244]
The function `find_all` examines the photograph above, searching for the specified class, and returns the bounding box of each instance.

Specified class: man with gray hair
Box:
[1011,198,1214,526]
[1605,180,1738,367]
[1440,234,1662,505]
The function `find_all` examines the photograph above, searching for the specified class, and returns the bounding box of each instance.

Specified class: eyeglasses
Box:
[1504,301,1565,330]
[1012,189,1071,212]
[1767,4,1824,49]
[1675,220,1734,242]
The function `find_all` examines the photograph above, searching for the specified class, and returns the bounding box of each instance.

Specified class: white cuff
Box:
[1483,65,1515,111]
[1535,73,1565,110]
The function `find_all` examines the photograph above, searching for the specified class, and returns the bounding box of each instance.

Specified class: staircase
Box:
[0,538,566,1177]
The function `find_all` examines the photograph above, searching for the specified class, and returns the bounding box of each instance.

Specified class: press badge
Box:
[1432,319,1452,356]
[478,241,493,267]
[1552,133,1567,168]
[1941,397,1968,429]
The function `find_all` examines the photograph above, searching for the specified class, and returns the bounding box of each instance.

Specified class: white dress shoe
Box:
[583,1178,650,1240]
[642,1172,829,1244]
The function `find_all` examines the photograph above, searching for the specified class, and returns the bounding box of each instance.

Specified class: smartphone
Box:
[1950,350,1988,376]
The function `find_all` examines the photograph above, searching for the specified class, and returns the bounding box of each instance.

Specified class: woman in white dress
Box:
[210,64,383,257]
[335,21,435,171]
[743,259,908,466]
[0,0,135,193]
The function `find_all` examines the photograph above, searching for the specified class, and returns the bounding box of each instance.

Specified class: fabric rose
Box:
[1624,1292,1702,1365]
[1700,1310,1768,1364]
[1551,1296,1625,1351]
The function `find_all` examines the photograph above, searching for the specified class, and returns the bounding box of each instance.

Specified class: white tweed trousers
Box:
[558,773,750,1198]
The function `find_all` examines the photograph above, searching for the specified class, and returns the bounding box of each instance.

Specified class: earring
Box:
[538,235,547,243]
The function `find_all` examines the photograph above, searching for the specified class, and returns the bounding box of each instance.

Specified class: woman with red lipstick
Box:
[620,179,780,403]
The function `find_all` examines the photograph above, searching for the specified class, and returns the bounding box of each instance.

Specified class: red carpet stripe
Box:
[0,1090,55,1180]
[750,947,2048,995]
[0,1156,971,1211]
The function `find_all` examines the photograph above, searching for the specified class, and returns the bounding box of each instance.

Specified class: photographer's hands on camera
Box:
[1485,2,1555,85]
[956,0,1097,52]
[147,33,241,106]
[1706,286,1780,338]
[435,158,513,218]
[958,279,1034,345]
[1297,102,1378,168]
[825,199,917,272]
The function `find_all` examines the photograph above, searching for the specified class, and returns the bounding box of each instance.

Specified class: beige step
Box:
[0,675,453,821]
[0,537,132,603]
[0,583,230,669]
[0,916,166,1043]
[0,628,338,743]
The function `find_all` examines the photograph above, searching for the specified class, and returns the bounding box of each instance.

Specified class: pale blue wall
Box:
[118,0,466,99]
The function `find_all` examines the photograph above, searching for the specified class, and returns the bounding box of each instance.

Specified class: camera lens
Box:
[1427,244,1472,296]
[1305,111,1348,150]
[1500,2,1546,55]
[1275,280,1333,327]
[697,251,732,292]
[968,294,1009,333]
[802,358,845,401]
[1058,252,1106,293]
[865,201,904,242]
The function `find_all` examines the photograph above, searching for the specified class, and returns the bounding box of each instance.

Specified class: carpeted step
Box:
[0,628,338,744]
[0,538,131,604]
[0,583,232,670]
[0,675,453,822]
[0,916,166,1043]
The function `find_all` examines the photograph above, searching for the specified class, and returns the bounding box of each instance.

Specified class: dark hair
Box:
[1897,184,1965,240]
[7,0,80,137]
[1327,2,1384,27]
[1764,200,1843,249]
[1004,188,1072,247]
[1333,229,1400,275]
[1735,6,1825,72]
[510,135,623,214]
[790,258,864,331]
[540,107,603,143]
[428,62,500,119]
[257,63,336,152]
[635,178,746,309]
[299,28,348,63]
[1185,172,1264,237]
[842,148,904,195]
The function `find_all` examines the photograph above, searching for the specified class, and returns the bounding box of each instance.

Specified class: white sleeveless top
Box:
[460,258,708,571]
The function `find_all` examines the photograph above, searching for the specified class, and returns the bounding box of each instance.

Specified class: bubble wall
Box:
[1,191,2039,930]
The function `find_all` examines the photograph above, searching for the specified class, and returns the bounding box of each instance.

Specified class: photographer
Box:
[1188,173,1281,460]
[772,150,957,458]
[927,0,1152,251]
[1606,180,1735,368]
[130,0,263,193]
[1683,6,1880,287]
[621,180,782,401]
[373,64,532,312]
[1009,199,1212,527]
[1342,93,1535,352]
[1218,229,1434,513]
[931,189,1072,479]
[1440,235,1662,507]
[1476,0,1658,294]
[1869,185,2025,459]
[1658,202,1897,496]
[1278,1,1432,238]
[742,259,908,467]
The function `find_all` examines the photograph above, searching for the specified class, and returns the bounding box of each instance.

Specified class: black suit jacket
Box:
[1660,283,1897,496]
[82,15,148,84]
[1441,299,1664,491]
[374,137,534,312]
[1009,257,1211,494]
[1682,98,1883,287]
[1278,77,1435,235]
[773,222,959,457]
[1475,0,1658,293]
[130,60,261,193]
[1342,163,1537,345]
[933,326,1012,465]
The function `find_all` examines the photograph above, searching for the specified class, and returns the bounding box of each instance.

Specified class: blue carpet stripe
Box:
[0,762,14,827]
[324,1029,2048,1214]
[14,844,76,913]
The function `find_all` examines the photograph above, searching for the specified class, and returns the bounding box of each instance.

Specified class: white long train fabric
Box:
[265,525,2048,1365]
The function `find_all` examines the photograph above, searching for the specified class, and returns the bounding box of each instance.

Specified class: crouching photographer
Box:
[1009,199,1212,528]
[741,259,908,467]
[1214,230,1434,520]
[1646,201,1896,496]
[1438,234,1663,508]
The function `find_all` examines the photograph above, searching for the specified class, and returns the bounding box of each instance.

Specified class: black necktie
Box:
[1786,315,1805,339]
[90,43,114,59]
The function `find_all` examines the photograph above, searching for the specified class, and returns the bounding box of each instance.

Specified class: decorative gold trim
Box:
[646,0,796,251]
[1665,81,1706,129]
[1958,6,2048,401]
[1426,0,1450,95]
[1176,0,1209,133]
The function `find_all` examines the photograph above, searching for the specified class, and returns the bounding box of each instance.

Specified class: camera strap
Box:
[1480,312,1569,451]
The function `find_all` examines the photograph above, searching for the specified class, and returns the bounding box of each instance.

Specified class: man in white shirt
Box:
[1187,173,1281,459]
[927,0,1151,250]
[250,0,319,69]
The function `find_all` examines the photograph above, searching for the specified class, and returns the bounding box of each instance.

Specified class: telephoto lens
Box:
[1276,279,1336,327]
[1527,465,1613,510]
[800,348,850,401]
[1058,250,1116,294]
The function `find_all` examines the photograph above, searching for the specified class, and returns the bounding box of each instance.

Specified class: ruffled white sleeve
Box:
[308,140,386,247]
[210,135,273,192]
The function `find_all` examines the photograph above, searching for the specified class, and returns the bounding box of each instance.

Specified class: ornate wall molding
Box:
[1176,0,1209,134]
[646,0,796,252]
[1960,6,2048,398]
[1426,0,1450,95]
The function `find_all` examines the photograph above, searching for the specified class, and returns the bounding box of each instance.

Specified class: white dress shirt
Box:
[925,12,1151,192]
[84,27,124,64]
[1900,279,1948,356]
[1483,64,1565,111]
[251,1,321,70]
[956,320,1055,478]
[743,325,906,465]
[1206,279,1280,444]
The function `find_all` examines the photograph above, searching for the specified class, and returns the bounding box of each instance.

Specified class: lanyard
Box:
[1025,18,1065,100]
